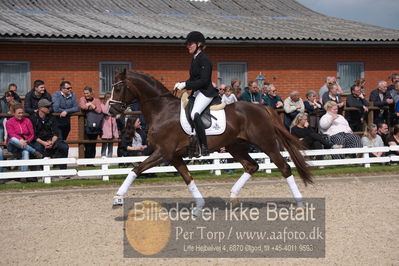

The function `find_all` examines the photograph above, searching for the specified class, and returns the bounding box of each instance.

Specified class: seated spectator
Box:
[79,86,102,159]
[284,91,304,129]
[262,84,283,109]
[52,81,79,140]
[345,84,369,132]
[239,80,260,104]
[130,99,147,131]
[304,90,324,129]
[221,85,237,105]
[24,80,52,115]
[1,83,21,103]
[361,124,384,157]
[377,123,389,146]
[387,124,399,155]
[100,93,119,157]
[390,81,399,104]
[387,73,399,92]
[0,91,17,142]
[5,103,42,171]
[369,81,394,125]
[30,99,69,168]
[231,78,242,100]
[319,76,343,103]
[119,116,151,157]
[0,147,3,172]
[319,101,362,149]
[322,83,344,114]
[290,112,337,152]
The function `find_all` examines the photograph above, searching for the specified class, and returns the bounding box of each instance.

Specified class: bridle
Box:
[109,80,127,109]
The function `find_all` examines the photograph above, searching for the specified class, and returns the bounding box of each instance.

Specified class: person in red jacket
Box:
[5,103,42,171]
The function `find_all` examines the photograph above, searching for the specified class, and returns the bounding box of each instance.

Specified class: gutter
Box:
[1,37,399,46]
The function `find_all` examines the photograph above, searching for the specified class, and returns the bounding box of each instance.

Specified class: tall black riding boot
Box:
[193,113,209,156]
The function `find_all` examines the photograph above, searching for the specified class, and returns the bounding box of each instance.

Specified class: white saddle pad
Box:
[180,103,226,136]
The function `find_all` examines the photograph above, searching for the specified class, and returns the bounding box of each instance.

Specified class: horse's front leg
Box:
[170,156,205,216]
[113,149,164,207]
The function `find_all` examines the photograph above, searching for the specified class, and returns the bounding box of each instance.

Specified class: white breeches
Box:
[191,91,213,120]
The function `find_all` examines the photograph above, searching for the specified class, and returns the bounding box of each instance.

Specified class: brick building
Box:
[0,0,399,140]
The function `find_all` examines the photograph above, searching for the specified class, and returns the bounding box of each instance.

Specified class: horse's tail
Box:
[264,107,313,185]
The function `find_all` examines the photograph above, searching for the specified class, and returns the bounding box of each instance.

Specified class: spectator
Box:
[130,100,147,131]
[361,123,384,157]
[284,91,304,129]
[119,116,150,157]
[231,78,242,100]
[387,74,399,92]
[369,81,394,125]
[24,80,52,115]
[239,80,260,104]
[0,147,3,172]
[319,77,343,103]
[52,81,79,140]
[377,122,389,146]
[100,93,119,157]
[221,85,237,105]
[1,83,21,103]
[79,86,102,159]
[218,84,226,97]
[387,124,399,155]
[322,83,344,114]
[6,103,42,171]
[290,112,337,152]
[345,84,369,132]
[304,90,324,130]
[0,91,17,142]
[262,84,283,109]
[390,81,399,104]
[30,99,69,168]
[319,101,362,149]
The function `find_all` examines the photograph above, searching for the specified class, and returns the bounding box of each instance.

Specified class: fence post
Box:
[101,163,109,181]
[214,157,221,176]
[78,114,85,158]
[363,147,370,168]
[43,164,51,184]
[264,156,272,174]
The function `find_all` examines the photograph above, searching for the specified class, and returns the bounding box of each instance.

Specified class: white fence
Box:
[1,146,398,184]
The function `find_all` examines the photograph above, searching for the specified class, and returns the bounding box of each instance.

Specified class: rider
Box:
[174,31,219,156]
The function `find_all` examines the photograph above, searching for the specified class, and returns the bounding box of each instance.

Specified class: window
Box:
[218,62,247,88]
[337,62,364,94]
[0,61,30,95]
[100,62,132,94]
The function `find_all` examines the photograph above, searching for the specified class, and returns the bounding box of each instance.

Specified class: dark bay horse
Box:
[109,69,312,212]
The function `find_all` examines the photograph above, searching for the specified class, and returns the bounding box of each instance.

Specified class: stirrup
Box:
[112,195,124,207]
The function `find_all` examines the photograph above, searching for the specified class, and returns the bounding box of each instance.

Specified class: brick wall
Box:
[1,42,398,140]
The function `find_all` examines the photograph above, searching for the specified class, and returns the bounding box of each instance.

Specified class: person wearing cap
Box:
[30,99,69,168]
[173,31,218,156]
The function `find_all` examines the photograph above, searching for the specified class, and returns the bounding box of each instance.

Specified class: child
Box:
[221,85,237,105]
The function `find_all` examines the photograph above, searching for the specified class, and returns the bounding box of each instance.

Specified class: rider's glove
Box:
[174,82,186,91]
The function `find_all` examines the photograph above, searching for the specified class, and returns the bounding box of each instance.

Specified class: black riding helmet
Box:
[185,31,206,45]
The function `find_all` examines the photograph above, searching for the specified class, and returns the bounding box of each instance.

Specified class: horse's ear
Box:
[121,68,127,80]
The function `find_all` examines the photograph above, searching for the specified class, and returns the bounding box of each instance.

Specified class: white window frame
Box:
[337,62,364,94]
[0,61,30,95]
[99,62,132,94]
[217,62,247,88]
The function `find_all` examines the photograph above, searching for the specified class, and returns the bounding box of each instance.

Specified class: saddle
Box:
[182,92,225,131]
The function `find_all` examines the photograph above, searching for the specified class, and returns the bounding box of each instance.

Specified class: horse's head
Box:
[109,69,138,116]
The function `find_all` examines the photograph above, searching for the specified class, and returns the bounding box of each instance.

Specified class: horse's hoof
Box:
[296,201,305,211]
[192,207,203,217]
[112,195,124,208]
[230,198,239,208]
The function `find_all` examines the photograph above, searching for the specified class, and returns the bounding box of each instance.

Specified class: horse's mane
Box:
[127,70,172,94]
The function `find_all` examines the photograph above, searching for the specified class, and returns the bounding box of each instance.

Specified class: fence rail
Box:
[0,146,398,184]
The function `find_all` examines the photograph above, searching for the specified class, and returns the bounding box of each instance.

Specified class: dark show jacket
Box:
[185,52,218,98]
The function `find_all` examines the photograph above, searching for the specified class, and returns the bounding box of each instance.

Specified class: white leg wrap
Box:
[230,172,251,197]
[187,181,205,208]
[285,175,303,202]
[117,171,137,196]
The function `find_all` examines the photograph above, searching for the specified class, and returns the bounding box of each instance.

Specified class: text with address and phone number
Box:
[123,198,325,258]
